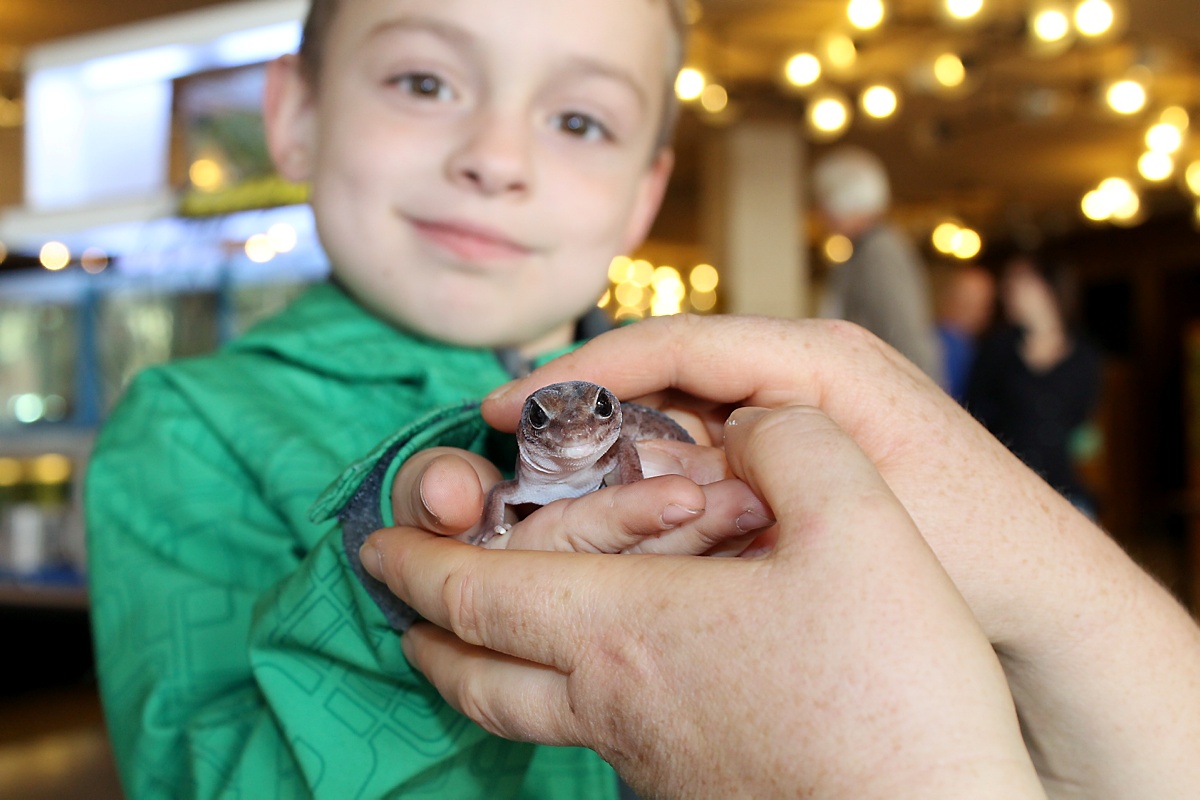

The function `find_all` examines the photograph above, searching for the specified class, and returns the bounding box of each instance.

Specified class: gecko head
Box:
[519,381,624,466]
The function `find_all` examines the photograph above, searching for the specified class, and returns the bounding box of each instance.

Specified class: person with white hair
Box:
[813,145,944,383]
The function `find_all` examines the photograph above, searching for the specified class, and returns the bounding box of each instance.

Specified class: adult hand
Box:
[471,314,1200,799]
[364,406,1044,799]
[388,442,771,556]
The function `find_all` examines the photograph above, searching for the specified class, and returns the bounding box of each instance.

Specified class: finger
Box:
[401,623,583,747]
[721,405,912,556]
[361,525,641,670]
[635,439,731,485]
[487,474,771,555]
[481,315,931,433]
[389,448,501,535]
[486,474,705,553]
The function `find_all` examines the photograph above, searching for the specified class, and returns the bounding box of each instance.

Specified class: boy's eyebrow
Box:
[364,15,649,110]
[556,56,649,111]
[365,15,475,49]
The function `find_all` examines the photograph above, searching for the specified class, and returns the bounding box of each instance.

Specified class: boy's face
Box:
[268,0,674,353]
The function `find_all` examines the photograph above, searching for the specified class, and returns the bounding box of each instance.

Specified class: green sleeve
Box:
[86,371,615,799]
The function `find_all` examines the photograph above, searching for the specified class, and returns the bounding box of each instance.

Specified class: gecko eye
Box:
[594,390,615,419]
[527,401,550,430]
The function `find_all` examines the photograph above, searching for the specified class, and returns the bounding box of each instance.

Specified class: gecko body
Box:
[475,381,694,544]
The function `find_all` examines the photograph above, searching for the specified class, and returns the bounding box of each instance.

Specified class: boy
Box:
[86,0,697,796]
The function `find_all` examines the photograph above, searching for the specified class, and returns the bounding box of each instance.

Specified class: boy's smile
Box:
[267,0,675,355]
[407,215,536,268]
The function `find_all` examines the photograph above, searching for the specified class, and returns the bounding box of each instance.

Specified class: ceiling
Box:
[2,0,1199,251]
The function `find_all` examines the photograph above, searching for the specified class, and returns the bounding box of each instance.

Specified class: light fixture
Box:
[81,247,109,274]
[1145,122,1183,153]
[1185,161,1200,195]
[933,53,966,88]
[847,0,886,31]
[1082,177,1140,222]
[860,84,899,119]
[1159,106,1189,131]
[1074,0,1115,37]
[674,68,706,101]
[700,83,729,114]
[1137,150,1173,182]
[40,241,70,271]
[824,234,854,264]
[820,33,858,74]
[1105,78,1146,115]
[1031,6,1071,43]
[944,0,985,21]
[785,53,821,88]
[807,91,851,139]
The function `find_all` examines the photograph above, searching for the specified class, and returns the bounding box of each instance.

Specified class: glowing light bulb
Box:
[1032,8,1071,42]
[688,264,720,293]
[1074,0,1114,37]
[933,53,966,88]
[847,0,885,30]
[1106,79,1146,115]
[40,241,70,271]
[945,0,984,20]
[1138,151,1173,181]
[824,235,854,263]
[932,221,962,253]
[785,53,821,87]
[675,68,705,101]
[700,83,728,113]
[1186,161,1200,195]
[808,95,850,137]
[861,84,898,118]
[1145,122,1183,153]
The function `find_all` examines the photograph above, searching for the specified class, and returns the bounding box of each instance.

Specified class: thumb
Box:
[722,405,908,556]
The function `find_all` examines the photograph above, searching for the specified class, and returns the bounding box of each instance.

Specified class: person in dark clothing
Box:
[966,256,1102,513]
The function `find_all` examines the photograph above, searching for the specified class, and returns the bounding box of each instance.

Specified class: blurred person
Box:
[966,255,1102,514]
[936,263,996,403]
[813,145,944,383]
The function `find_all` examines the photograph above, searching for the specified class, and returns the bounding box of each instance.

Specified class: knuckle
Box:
[442,563,485,647]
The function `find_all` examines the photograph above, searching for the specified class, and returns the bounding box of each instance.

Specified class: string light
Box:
[40,241,70,271]
[1137,151,1173,181]
[807,92,851,138]
[860,84,899,119]
[933,53,966,88]
[784,53,821,88]
[1031,6,1071,43]
[675,68,705,101]
[1105,79,1146,115]
[945,0,984,21]
[847,0,886,30]
[1074,0,1114,37]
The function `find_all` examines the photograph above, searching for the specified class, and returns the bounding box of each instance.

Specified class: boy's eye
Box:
[552,112,611,142]
[389,72,453,101]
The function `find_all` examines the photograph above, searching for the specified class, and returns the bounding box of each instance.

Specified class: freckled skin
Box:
[476,381,693,543]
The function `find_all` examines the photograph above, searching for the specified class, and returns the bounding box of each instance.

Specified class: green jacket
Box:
[86,282,617,799]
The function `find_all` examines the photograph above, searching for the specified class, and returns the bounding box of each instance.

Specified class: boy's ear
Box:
[263,54,317,182]
[620,148,675,253]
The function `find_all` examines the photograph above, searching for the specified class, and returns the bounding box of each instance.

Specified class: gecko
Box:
[474,380,695,544]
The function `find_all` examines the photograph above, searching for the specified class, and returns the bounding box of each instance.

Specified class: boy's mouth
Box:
[410,217,533,263]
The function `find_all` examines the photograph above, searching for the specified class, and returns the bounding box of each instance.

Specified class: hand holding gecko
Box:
[366,314,1200,799]
[387,384,770,556]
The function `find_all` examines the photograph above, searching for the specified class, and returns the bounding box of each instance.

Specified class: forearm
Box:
[1000,509,1200,798]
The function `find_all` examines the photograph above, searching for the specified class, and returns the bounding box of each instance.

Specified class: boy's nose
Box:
[448,114,533,197]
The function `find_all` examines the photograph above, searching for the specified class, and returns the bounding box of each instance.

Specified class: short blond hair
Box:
[298,0,688,149]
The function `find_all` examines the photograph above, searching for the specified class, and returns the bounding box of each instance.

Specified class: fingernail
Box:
[661,504,703,528]
[735,509,774,534]
[484,382,518,403]
[400,632,419,668]
[359,541,383,580]
[726,407,768,428]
